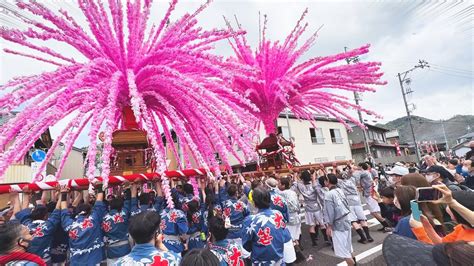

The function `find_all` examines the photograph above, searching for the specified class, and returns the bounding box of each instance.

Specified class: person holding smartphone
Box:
[410,184,474,244]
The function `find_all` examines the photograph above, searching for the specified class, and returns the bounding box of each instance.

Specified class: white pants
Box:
[305,210,325,226]
[287,223,302,240]
[348,205,367,222]
[332,230,353,259]
[365,196,381,213]
[107,257,119,265]
[283,239,296,263]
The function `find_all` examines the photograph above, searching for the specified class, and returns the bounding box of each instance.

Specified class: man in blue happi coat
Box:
[208,216,244,266]
[265,178,290,223]
[242,186,295,265]
[14,190,62,264]
[115,210,180,265]
[101,184,134,264]
[60,185,106,265]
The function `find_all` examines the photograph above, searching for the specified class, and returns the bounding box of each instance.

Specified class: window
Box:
[309,128,324,144]
[374,132,383,142]
[330,129,343,144]
[368,130,374,140]
[277,126,290,140]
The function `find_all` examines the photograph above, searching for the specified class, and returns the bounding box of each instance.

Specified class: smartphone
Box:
[410,200,421,222]
[416,187,441,202]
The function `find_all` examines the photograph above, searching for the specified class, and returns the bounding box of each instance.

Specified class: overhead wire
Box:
[429,64,473,75]
[428,68,473,80]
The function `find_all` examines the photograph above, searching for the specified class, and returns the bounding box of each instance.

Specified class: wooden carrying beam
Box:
[234,160,351,177]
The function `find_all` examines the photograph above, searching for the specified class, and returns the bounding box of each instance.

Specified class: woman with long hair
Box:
[401,173,446,236]
[393,185,417,239]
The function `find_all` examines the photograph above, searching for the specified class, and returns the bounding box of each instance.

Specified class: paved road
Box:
[295,205,388,266]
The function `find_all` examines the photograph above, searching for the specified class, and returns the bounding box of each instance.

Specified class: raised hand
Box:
[432,184,453,205]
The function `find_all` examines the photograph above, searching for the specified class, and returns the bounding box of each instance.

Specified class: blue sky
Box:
[1,0,472,147]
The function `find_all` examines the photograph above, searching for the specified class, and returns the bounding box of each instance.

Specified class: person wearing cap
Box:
[423,165,462,192]
[382,233,474,266]
[465,140,474,160]
[385,165,409,187]
[446,159,458,175]
[410,184,474,244]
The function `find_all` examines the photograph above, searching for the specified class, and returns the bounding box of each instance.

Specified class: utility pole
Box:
[440,120,449,151]
[345,47,371,160]
[398,60,429,162]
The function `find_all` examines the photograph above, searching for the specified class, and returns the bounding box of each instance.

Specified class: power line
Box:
[430,65,472,75]
[429,63,473,74]
[429,68,473,80]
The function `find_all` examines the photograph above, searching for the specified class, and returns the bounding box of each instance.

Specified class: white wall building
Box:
[227,114,352,166]
[51,146,86,180]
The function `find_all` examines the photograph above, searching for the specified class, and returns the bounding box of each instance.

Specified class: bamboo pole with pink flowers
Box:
[0,0,259,208]
[226,11,386,135]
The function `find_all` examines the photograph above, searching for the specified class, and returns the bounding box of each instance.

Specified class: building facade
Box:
[226,114,353,167]
[348,124,397,163]
[51,146,86,180]
[452,132,474,157]
[275,116,352,164]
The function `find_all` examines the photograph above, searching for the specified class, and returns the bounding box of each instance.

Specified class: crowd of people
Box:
[0,147,473,266]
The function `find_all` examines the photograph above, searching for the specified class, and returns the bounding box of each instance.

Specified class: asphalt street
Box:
[296,206,388,266]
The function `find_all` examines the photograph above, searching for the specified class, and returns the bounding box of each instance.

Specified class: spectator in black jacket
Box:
[465,141,474,160]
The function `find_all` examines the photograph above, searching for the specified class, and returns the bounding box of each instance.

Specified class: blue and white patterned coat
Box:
[220,198,249,239]
[269,189,289,223]
[160,207,188,253]
[241,208,292,265]
[209,239,245,266]
[101,198,132,259]
[61,201,106,265]
[16,207,61,262]
[114,243,180,266]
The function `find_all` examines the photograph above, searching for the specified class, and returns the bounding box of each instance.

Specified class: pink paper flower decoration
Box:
[0,0,258,207]
[226,10,386,134]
